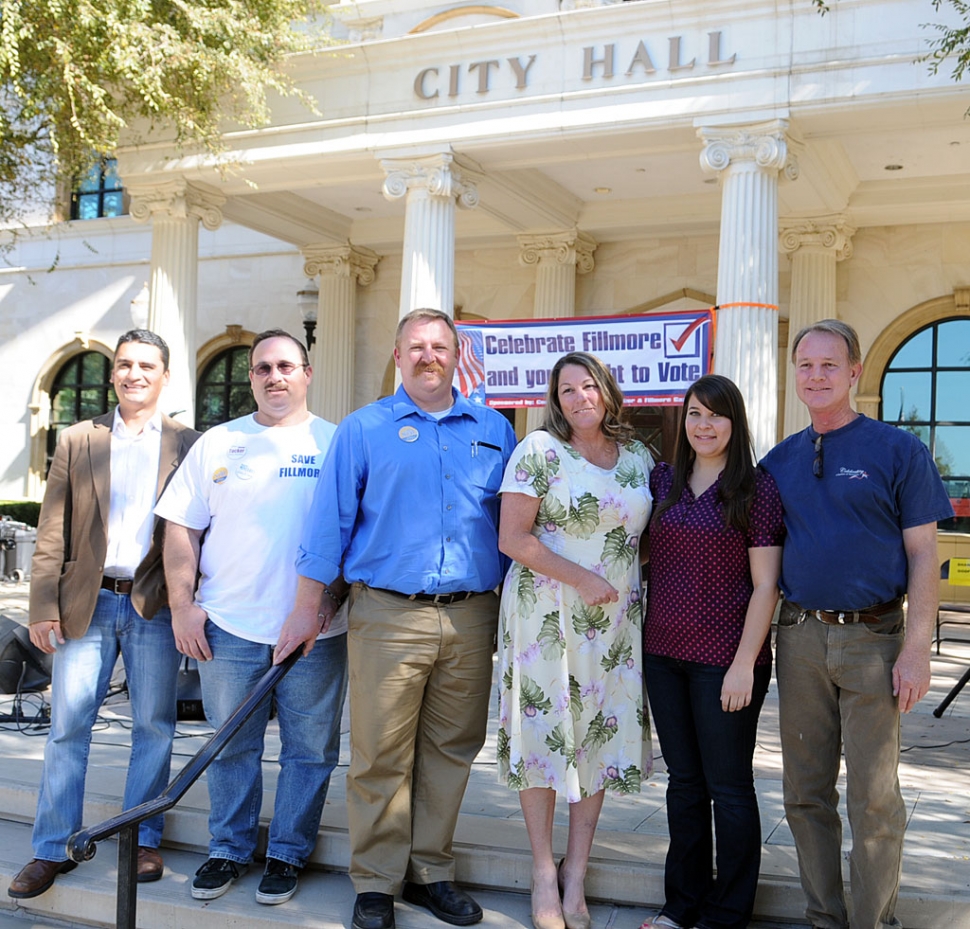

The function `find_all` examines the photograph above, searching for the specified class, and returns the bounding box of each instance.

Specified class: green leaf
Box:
[537,494,568,528]
[581,710,617,750]
[507,757,529,790]
[626,593,643,630]
[621,763,643,792]
[502,662,514,692]
[519,676,553,716]
[566,492,600,539]
[600,634,633,673]
[545,723,577,765]
[538,611,565,660]
[601,763,643,794]
[568,674,583,721]
[496,726,510,762]
[571,601,611,638]
[601,524,636,579]
[615,459,647,489]
[512,451,552,496]
[515,565,538,613]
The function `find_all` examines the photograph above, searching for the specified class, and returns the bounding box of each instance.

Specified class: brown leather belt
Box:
[101,576,134,595]
[789,597,903,626]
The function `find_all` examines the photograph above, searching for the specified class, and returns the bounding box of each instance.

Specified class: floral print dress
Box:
[496,430,654,801]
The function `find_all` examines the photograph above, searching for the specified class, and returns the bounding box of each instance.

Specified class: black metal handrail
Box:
[67,646,305,929]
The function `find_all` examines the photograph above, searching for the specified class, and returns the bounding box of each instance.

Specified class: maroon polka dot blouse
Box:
[644,462,785,668]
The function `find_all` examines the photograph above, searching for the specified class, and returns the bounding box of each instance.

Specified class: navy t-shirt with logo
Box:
[761,415,953,612]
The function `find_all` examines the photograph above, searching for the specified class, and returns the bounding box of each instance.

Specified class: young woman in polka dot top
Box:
[641,374,785,929]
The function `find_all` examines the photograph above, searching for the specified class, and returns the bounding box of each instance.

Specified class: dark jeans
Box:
[644,654,771,929]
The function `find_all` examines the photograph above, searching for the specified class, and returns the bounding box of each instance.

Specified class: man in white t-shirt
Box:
[156,329,346,907]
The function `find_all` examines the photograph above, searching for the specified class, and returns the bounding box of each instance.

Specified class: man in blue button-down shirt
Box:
[277,309,516,929]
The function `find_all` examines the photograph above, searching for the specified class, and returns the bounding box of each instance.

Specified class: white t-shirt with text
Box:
[155,412,344,644]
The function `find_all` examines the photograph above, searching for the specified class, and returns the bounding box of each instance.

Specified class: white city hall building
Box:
[1,0,968,542]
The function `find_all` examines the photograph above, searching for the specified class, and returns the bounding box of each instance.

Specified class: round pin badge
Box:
[227,445,246,459]
[398,426,419,443]
[212,467,228,485]
[236,463,255,481]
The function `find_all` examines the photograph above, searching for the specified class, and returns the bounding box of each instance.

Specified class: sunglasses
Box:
[813,433,823,479]
[250,362,307,378]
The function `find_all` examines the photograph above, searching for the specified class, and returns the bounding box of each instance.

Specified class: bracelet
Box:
[322,584,346,606]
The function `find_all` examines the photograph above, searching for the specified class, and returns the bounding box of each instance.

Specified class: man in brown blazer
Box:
[7,329,199,900]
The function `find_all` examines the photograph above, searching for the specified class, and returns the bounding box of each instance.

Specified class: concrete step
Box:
[3,767,970,929]
[0,817,652,929]
[3,647,970,928]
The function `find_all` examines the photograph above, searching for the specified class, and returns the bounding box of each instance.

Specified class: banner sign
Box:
[454,310,714,407]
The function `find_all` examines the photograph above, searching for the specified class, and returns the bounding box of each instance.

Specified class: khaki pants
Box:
[346,584,498,894]
[776,600,906,929]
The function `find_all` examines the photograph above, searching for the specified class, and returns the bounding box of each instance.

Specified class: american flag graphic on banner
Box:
[456,328,487,403]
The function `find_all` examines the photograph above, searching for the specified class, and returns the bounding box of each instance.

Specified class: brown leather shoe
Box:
[7,858,78,899]
[137,846,164,883]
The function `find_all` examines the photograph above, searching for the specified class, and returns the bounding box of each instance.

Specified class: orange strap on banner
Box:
[712,302,780,311]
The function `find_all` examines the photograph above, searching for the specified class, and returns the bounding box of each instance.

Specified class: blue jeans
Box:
[198,622,348,868]
[644,654,770,929]
[32,590,181,860]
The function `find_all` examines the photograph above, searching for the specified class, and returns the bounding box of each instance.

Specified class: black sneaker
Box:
[256,858,299,905]
[191,857,247,900]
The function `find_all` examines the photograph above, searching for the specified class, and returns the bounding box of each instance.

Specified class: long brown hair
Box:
[653,374,757,533]
[542,351,634,444]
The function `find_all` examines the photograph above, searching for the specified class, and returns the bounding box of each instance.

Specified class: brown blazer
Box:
[29,411,200,638]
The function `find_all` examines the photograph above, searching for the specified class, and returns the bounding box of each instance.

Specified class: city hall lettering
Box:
[413,32,737,99]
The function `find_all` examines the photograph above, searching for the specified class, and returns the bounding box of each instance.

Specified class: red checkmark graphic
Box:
[669,316,706,353]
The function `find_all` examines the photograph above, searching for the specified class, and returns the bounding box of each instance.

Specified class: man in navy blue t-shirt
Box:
[761,319,952,929]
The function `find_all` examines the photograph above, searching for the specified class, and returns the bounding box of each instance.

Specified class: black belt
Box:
[787,597,903,626]
[101,576,134,595]
[371,587,480,606]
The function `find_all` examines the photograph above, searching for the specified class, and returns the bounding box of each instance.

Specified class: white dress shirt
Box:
[103,408,163,578]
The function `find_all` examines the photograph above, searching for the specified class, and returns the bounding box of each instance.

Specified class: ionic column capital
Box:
[698,119,796,178]
[780,219,856,261]
[302,244,380,286]
[128,180,225,231]
[380,152,479,210]
[517,230,597,274]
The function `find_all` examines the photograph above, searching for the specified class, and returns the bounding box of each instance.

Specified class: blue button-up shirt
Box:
[297,386,517,594]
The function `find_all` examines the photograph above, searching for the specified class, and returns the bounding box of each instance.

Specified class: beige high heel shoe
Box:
[557,859,591,929]
[530,877,566,929]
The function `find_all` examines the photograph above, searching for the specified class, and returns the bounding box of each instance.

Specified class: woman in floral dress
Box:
[497,351,653,929]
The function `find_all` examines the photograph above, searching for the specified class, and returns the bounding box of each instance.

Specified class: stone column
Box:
[779,219,855,436]
[129,180,224,426]
[517,230,597,431]
[698,119,797,458]
[302,244,379,423]
[380,150,479,319]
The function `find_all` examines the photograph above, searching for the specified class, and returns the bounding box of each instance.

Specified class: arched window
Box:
[880,317,970,531]
[196,346,256,431]
[47,351,116,472]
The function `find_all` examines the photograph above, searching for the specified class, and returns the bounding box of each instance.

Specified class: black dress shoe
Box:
[353,891,395,929]
[403,881,483,926]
